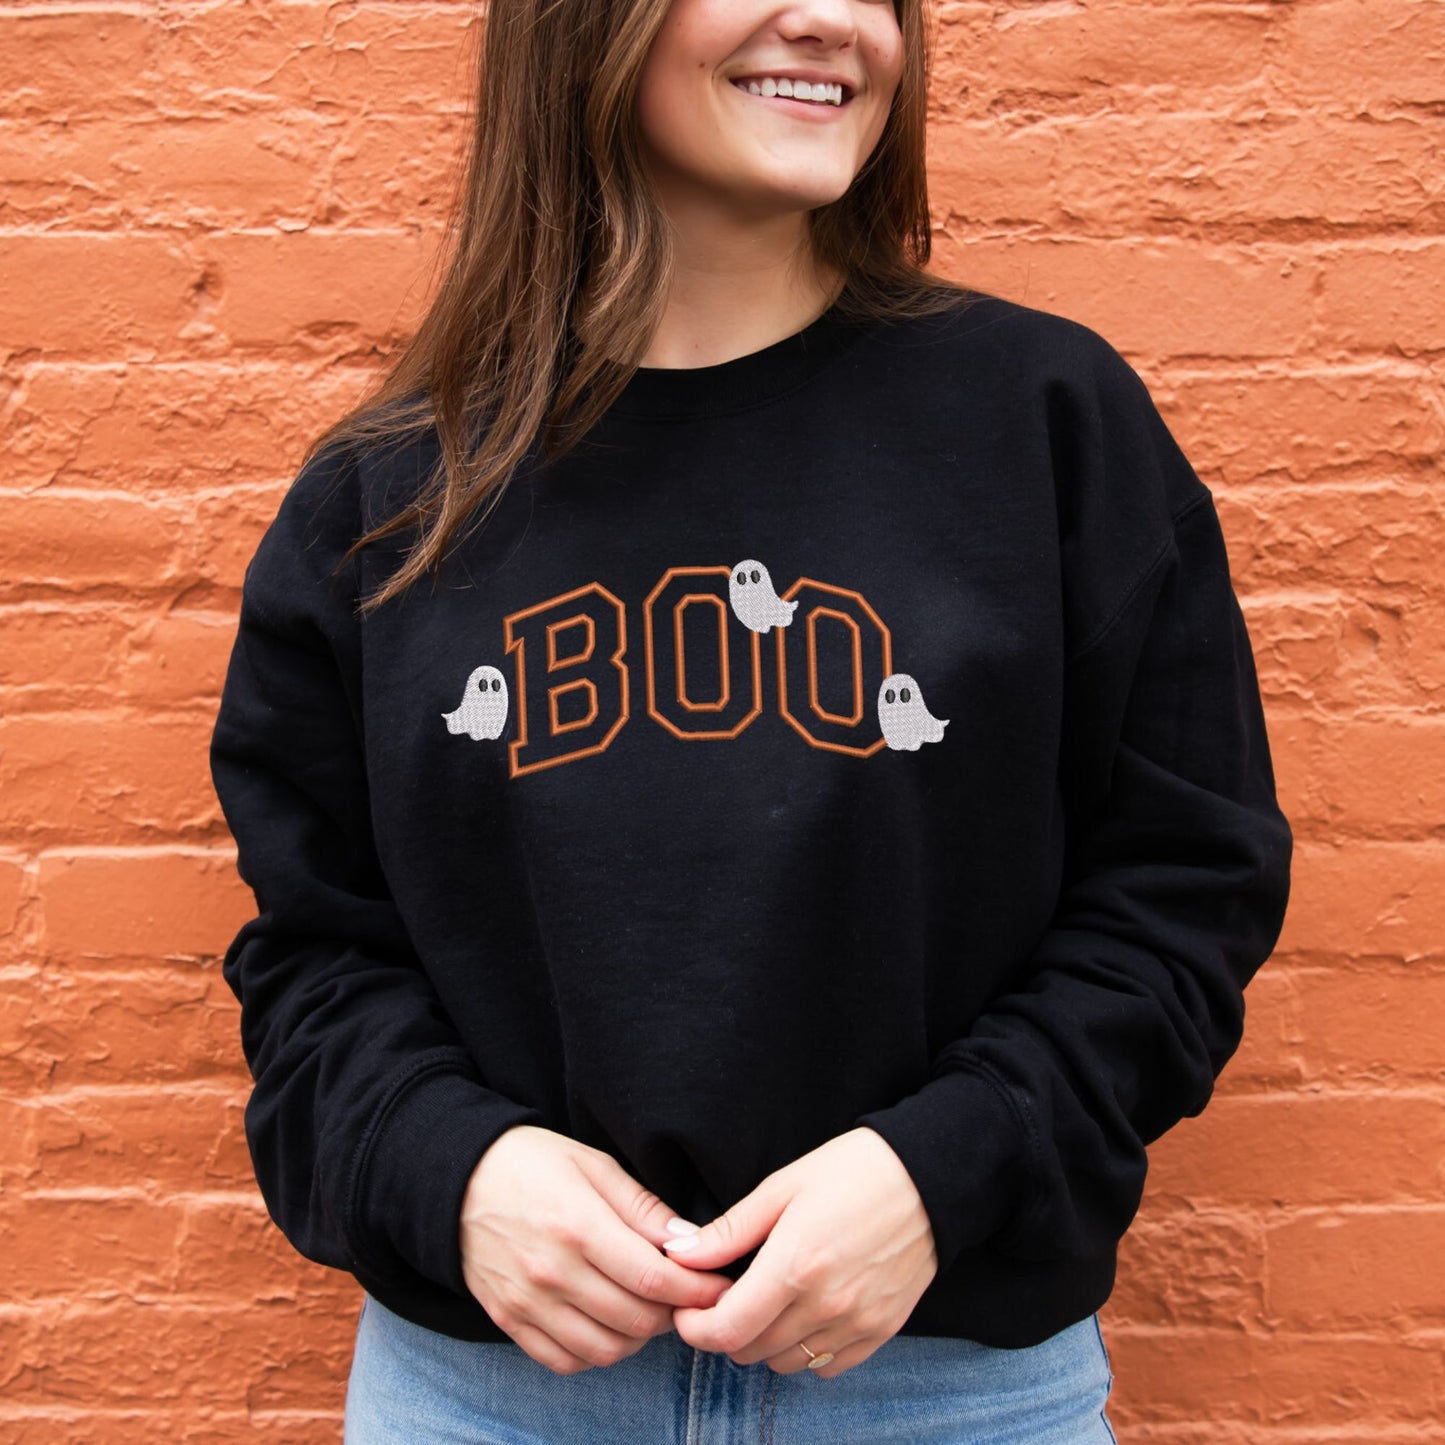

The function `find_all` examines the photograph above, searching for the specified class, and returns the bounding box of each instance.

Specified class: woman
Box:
[209,0,1292,1440]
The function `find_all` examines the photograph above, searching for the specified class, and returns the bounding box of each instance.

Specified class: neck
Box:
[639,204,843,369]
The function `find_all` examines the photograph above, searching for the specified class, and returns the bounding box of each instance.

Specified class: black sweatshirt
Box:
[209,292,1292,1349]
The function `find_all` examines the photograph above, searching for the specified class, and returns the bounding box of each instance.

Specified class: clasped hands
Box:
[459,1122,938,1379]
[660,1127,938,1378]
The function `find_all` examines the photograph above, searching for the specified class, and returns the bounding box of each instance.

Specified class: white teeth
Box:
[734,77,844,106]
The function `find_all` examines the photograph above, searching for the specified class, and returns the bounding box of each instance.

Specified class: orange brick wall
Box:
[2,2,1441,1439]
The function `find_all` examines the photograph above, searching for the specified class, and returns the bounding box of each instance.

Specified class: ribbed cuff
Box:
[853,1064,1034,1276]
[352,1065,546,1297]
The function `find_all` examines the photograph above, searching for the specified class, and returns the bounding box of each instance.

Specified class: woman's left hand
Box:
[664,1127,938,1378]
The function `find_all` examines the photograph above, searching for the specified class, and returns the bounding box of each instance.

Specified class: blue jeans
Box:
[344,1293,1119,1443]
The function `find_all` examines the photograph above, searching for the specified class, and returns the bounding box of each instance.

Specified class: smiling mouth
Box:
[730,77,851,108]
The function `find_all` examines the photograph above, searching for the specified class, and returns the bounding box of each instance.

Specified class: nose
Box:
[775,0,859,48]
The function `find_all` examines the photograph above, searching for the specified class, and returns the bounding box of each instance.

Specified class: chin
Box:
[756,176,857,216]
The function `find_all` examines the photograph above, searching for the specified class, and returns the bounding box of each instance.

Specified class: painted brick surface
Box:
[2,1,1441,1437]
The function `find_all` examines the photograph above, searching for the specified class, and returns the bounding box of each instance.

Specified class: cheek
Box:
[634,24,688,140]
[635,74,687,164]
[875,50,905,107]
[857,47,904,153]
[864,15,906,103]
[634,35,721,162]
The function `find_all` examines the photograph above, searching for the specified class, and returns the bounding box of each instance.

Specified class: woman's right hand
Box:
[459,1124,735,1375]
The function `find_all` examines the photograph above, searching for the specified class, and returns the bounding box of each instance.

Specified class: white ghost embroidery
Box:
[877,672,948,751]
[728,558,797,634]
[442,665,510,741]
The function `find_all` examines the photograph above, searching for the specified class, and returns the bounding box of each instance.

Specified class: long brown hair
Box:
[310,0,969,614]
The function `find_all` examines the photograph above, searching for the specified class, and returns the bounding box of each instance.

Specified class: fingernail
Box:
[662,1235,699,1251]
[665,1217,700,1236]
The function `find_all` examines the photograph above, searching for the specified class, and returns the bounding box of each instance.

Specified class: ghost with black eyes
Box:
[877,671,948,751]
[728,558,797,634]
[443,664,510,741]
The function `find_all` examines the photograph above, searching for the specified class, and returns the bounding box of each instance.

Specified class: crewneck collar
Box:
[607,302,868,420]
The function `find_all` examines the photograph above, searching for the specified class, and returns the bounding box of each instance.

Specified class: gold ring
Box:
[797,1340,835,1370]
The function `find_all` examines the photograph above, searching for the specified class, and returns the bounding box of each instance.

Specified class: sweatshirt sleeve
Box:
[209,441,545,1299]
[854,329,1293,1279]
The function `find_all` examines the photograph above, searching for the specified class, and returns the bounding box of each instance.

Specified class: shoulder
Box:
[268,395,441,561]
[243,423,406,630]
[892,288,1205,517]
[870,287,1150,403]
[256,437,364,580]
[232,440,363,645]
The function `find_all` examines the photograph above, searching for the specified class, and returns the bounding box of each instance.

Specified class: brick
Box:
[930,114,1445,233]
[0,1194,323,1301]
[1284,963,1445,1086]
[319,2,480,112]
[1122,1431,1445,1445]
[0,601,238,708]
[1109,1211,1265,1330]
[1316,242,1445,355]
[1157,369,1445,489]
[0,1195,183,1299]
[0,1293,357,1406]
[184,485,298,593]
[1212,966,1303,1091]
[1216,961,1445,1092]
[116,611,239,708]
[201,230,434,350]
[931,236,1319,360]
[1274,842,1445,959]
[172,1196,326,1298]
[1282,0,1445,110]
[160,2,478,117]
[0,714,220,845]
[5,362,375,490]
[0,607,237,711]
[0,11,155,122]
[0,236,200,355]
[1245,593,1445,712]
[37,851,252,961]
[0,965,245,1093]
[1216,484,1445,595]
[0,858,23,935]
[1137,115,1445,232]
[0,1414,342,1445]
[0,493,183,597]
[1098,1321,1445,1428]
[0,114,467,235]
[1269,712,1445,841]
[933,5,1274,108]
[325,113,469,228]
[1266,1208,1445,1326]
[0,1085,253,1194]
[0,5,476,125]
[0,606,133,696]
[0,117,320,231]
[1144,1092,1445,1207]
